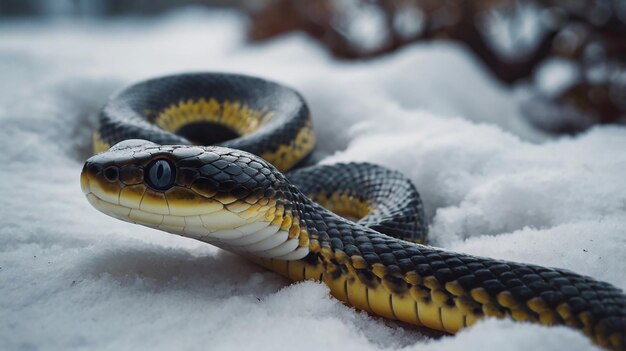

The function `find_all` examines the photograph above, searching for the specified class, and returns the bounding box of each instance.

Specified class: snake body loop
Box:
[81,73,626,350]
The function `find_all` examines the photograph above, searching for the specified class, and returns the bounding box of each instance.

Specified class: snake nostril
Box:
[103,166,119,182]
[87,163,102,174]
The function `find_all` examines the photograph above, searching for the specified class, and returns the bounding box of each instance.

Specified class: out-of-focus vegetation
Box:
[2,0,624,133]
[248,0,626,133]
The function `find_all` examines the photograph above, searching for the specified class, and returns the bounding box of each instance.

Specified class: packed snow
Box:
[1,8,624,351]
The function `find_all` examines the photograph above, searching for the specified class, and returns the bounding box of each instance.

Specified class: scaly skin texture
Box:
[288,163,427,243]
[82,73,626,350]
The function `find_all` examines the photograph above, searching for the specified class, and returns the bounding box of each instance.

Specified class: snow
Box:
[533,58,580,96]
[1,8,624,351]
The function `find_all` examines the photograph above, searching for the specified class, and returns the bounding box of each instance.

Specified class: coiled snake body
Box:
[81,73,625,350]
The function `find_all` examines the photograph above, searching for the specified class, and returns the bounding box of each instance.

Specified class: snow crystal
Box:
[1,8,624,351]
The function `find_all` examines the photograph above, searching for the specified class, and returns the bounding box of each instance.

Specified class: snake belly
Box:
[81,73,626,350]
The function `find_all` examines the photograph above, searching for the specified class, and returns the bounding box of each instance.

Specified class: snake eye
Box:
[145,159,176,191]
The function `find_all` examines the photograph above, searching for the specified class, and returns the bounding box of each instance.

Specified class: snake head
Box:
[81,139,291,243]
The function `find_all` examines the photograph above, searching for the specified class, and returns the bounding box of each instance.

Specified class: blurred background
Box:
[1,0,625,134]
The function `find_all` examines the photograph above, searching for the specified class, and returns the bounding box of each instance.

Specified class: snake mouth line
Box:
[82,174,264,233]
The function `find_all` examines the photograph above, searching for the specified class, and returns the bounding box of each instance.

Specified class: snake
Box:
[80,73,625,350]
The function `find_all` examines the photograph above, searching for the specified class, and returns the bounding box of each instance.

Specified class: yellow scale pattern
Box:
[260,119,316,172]
[311,191,372,221]
[154,98,273,136]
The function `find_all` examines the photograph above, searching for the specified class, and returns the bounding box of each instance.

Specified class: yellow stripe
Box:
[260,119,316,172]
[312,191,372,221]
[154,98,272,135]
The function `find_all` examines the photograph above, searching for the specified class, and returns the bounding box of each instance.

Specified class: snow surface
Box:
[1,8,624,351]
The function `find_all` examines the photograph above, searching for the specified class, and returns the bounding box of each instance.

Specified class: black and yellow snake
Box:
[81,73,625,350]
